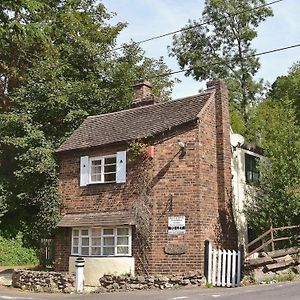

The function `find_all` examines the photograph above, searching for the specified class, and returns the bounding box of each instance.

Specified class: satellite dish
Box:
[230,133,245,147]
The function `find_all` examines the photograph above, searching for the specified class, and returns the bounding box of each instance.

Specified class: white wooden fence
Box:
[207,241,242,288]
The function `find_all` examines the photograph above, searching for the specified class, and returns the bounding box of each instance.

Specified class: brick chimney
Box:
[132,80,158,108]
[207,80,238,248]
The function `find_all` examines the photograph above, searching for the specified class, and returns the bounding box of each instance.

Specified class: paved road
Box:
[0,281,300,300]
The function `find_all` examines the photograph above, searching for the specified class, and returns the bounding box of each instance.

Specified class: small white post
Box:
[75,257,85,293]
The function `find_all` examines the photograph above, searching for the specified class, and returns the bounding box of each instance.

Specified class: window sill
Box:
[88,181,116,185]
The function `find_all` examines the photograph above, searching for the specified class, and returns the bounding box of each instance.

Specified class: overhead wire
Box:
[145,43,300,79]
[107,0,296,82]
[111,0,284,52]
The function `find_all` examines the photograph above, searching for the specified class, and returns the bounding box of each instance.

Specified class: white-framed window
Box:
[71,226,132,256]
[89,155,117,184]
[80,151,126,186]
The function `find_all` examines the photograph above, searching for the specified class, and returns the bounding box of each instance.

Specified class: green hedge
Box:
[0,235,38,266]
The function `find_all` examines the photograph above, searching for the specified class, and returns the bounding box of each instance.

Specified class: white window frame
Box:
[80,151,126,186]
[89,154,117,184]
[71,226,132,257]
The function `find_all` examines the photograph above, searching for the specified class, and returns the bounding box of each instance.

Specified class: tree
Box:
[269,61,300,122]
[169,0,273,127]
[0,112,59,245]
[245,97,300,232]
[0,0,59,111]
[0,0,174,245]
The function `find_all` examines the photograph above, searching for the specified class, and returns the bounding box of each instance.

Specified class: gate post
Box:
[204,240,212,284]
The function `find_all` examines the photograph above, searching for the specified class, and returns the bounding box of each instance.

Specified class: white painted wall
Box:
[231,146,263,247]
[69,256,135,286]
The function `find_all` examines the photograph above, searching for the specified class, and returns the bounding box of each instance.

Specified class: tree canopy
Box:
[268,61,300,122]
[245,65,300,232]
[169,0,273,126]
[0,0,174,246]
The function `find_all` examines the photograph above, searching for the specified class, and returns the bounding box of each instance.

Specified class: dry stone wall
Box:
[97,271,206,292]
[12,270,75,293]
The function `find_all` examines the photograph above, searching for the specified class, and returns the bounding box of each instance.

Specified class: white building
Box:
[231,133,264,247]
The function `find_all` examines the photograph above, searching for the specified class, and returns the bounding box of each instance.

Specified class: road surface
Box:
[0,281,299,300]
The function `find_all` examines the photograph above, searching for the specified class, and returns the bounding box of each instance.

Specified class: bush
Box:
[0,235,38,266]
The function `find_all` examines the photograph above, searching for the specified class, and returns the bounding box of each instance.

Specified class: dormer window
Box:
[80,151,126,186]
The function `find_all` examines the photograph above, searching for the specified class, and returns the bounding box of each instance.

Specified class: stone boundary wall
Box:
[97,271,206,292]
[12,270,75,293]
[11,270,206,293]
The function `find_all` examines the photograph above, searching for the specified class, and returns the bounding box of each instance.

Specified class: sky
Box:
[101,0,300,99]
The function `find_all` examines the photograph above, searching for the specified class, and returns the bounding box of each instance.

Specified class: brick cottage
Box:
[55,80,238,285]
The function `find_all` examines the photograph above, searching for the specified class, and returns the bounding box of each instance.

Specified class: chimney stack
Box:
[207,79,238,248]
[132,80,157,108]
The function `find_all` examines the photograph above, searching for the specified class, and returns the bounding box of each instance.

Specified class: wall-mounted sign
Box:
[168,216,185,235]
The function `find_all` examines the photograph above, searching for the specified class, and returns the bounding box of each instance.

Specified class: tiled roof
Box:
[57,90,213,152]
[57,211,135,227]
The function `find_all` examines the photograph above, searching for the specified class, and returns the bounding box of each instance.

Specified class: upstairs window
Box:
[90,155,117,183]
[245,153,260,184]
[80,151,126,186]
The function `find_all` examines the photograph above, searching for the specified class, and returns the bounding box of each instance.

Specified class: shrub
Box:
[0,235,38,266]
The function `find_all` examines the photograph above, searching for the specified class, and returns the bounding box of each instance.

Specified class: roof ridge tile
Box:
[87,90,213,119]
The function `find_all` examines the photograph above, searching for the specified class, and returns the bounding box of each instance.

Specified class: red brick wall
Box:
[54,227,72,271]
[146,95,225,274]
[148,125,203,274]
[55,144,156,271]
[57,146,142,214]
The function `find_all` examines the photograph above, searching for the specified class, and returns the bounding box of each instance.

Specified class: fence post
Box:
[231,250,236,287]
[270,220,275,252]
[237,248,241,287]
[238,244,244,287]
[204,240,212,284]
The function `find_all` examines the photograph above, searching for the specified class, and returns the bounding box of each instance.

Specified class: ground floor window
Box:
[71,226,132,256]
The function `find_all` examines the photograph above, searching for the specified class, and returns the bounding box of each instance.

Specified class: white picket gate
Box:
[207,241,242,288]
